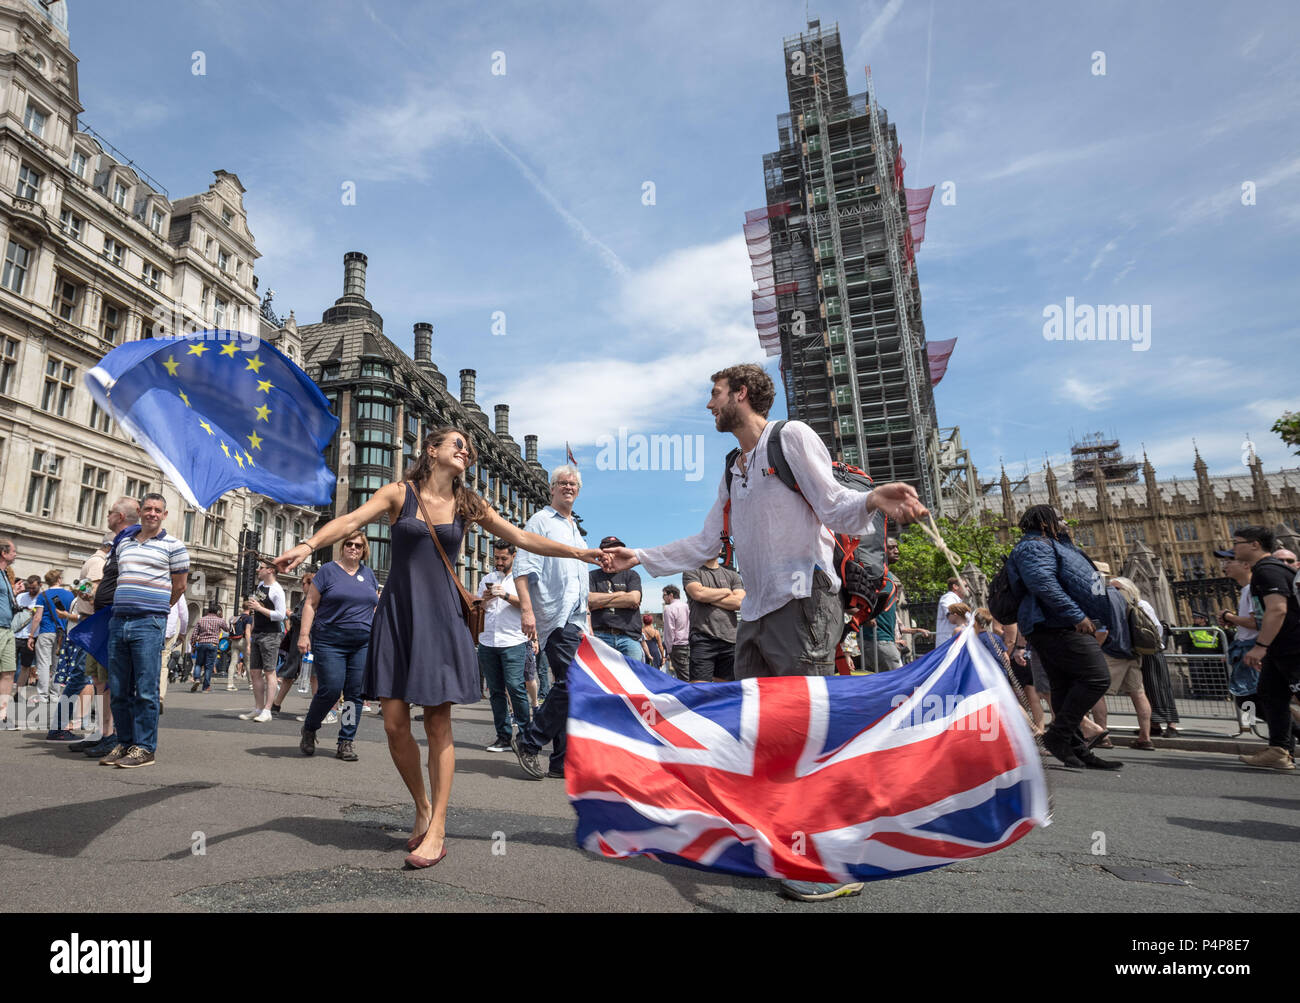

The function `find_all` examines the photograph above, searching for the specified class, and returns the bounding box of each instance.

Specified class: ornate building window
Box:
[101,301,124,343]
[70,150,88,179]
[1180,553,1205,576]
[59,208,84,241]
[27,449,63,517]
[1122,524,1146,545]
[3,239,32,294]
[1173,520,1198,541]
[17,163,43,200]
[89,400,113,433]
[77,464,109,525]
[0,336,19,395]
[23,102,47,138]
[41,357,76,417]
[52,274,81,322]
[102,237,126,268]
[1071,524,1095,546]
[125,478,151,501]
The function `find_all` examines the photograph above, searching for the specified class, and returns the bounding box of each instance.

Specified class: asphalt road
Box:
[4,683,1298,913]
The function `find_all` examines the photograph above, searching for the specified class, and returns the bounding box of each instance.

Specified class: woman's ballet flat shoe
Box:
[403,848,447,870]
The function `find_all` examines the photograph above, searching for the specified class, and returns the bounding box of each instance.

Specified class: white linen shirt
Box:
[478,570,527,648]
[636,420,880,622]
[512,506,588,641]
[935,590,969,645]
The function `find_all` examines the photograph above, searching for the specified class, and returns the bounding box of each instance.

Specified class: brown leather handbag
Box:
[413,488,485,638]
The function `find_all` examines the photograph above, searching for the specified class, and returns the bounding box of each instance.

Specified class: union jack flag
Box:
[565,628,1050,883]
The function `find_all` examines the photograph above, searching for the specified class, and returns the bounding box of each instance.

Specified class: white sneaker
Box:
[226,683,237,691]
[238,709,260,720]
[322,711,339,725]
[253,708,273,723]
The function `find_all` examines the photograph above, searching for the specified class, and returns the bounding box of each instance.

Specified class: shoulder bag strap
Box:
[411,483,479,611]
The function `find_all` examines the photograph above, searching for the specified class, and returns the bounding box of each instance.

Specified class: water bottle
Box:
[297,652,312,694]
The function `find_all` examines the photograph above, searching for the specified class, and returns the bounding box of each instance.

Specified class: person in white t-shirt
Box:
[477,540,530,753]
[935,577,971,647]
[603,363,928,904]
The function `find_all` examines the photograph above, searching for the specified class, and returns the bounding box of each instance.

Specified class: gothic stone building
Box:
[982,448,1300,619]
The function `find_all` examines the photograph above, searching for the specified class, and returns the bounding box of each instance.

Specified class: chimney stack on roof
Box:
[525,435,539,465]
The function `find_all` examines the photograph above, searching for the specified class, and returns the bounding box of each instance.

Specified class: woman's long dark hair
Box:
[404,425,487,522]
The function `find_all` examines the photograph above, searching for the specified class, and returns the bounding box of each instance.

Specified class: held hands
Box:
[867,482,929,523]
[601,547,639,573]
[576,548,607,567]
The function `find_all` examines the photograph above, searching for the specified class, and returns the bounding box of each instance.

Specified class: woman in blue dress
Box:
[276,426,604,869]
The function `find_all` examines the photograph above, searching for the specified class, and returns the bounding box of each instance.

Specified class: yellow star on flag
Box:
[246,431,263,451]
[187,343,209,357]
[220,343,240,358]
[256,379,274,394]
[162,356,180,377]
[245,355,264,373]
[235,453,245,469]
[199,420,214,436]
[220,441,231,458]
[178,390,191,408]
[254,404,271,422]
[244,452,256,468]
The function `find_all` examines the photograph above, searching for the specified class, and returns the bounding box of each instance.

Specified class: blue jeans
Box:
[304,624,369,743]
[107,614,166,753]
[193,643,218,689]
[1227,637,1258,697]
[518,623,584,773]
[596,631,643,663]
[479,642,530,743]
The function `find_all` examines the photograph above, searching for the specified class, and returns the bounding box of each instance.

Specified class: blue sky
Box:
[71,0,1299,608]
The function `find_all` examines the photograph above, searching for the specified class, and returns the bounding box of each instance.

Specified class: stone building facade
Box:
[982,446,1300,584]
[299,252,551,592]
[0,0,315,618]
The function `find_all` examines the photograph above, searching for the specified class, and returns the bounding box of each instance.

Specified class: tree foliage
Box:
[1273,411,1300,455]
[891,517,1021,596]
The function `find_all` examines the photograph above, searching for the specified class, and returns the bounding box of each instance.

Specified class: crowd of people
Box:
[3,363,1298,905]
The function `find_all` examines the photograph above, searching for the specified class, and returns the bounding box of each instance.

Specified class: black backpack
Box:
[987,561,1023,625]
[722,420,892,641]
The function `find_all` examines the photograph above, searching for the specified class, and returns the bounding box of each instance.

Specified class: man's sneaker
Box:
[252,708,273,723]
[1239,746,1296,771]
[98,743,129,766]
[299,728,316,756]
[485,740,512,753]
[190,681,200,693]
[85,735,117,757]
[238,709,260,720]
[336,741,358,762]
[116,746,155,769]
[46,730,81,742]
[1078,752,1123,770]
[511,735,546,780]
[226,683,237,691]
[779,880,865,902]
[68,737,100,752]
[322,711,339,725]
[546,768,565,779]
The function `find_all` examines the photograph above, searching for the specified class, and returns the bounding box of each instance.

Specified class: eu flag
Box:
[84,330,340,509]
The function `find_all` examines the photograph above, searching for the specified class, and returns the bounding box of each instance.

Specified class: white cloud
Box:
[484,235,765,447]
[854,0,906,58]
[1060,377,1109,411]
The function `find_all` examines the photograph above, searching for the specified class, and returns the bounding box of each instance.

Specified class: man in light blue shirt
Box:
[512,465,589,780]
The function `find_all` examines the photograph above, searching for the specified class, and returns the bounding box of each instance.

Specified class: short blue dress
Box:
[362,483,480,706]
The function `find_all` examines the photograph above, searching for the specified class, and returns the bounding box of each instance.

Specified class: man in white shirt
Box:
[239,563,286,723]
[478,540,530,753]
[158,596,189,715]
[934,577,971,647]
[604,364,927,902]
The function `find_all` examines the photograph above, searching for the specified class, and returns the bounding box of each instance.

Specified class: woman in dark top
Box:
[297,544,375,761]
[275,426,604,869]
[640,614,663,669]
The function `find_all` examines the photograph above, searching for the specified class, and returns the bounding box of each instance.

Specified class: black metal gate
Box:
[1170,576,1239,623]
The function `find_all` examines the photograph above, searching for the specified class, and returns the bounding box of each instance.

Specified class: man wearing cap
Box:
[588,535,645,662]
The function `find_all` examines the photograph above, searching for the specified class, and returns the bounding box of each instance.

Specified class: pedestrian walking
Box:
[189,604,229,693]
[274,427,603,869]
[271,572,316,715]
[1090,577,1156,750]
[296,533,377,762]
[1002,504,1118,771]
[603,363,927,902]
[0,537,18,729]
[1234,527,1300,770]
[27,569,74,717]
[157,595,188,716]
[238,565,287,723]
[100,493,189,769]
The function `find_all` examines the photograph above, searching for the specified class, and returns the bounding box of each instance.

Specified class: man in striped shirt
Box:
[101,493,189,769]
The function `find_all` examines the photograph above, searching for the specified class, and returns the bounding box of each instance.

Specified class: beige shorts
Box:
[85,654,107,685]
[1105,654,1145,696]
[0,627,14,675]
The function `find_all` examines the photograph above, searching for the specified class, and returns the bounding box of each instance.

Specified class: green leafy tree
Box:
[891,518,1020,596]
[1273,411,1300,455]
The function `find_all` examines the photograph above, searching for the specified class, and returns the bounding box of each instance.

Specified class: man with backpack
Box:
[1234,527,1300,770]
[602,364,927,901]
[1091,576,1160,750]
[997,504,1118,770]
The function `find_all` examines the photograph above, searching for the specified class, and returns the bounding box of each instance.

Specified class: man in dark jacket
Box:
[1004,505,1119,769]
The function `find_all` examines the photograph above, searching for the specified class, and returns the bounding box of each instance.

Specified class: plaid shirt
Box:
[191,613,229,646]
